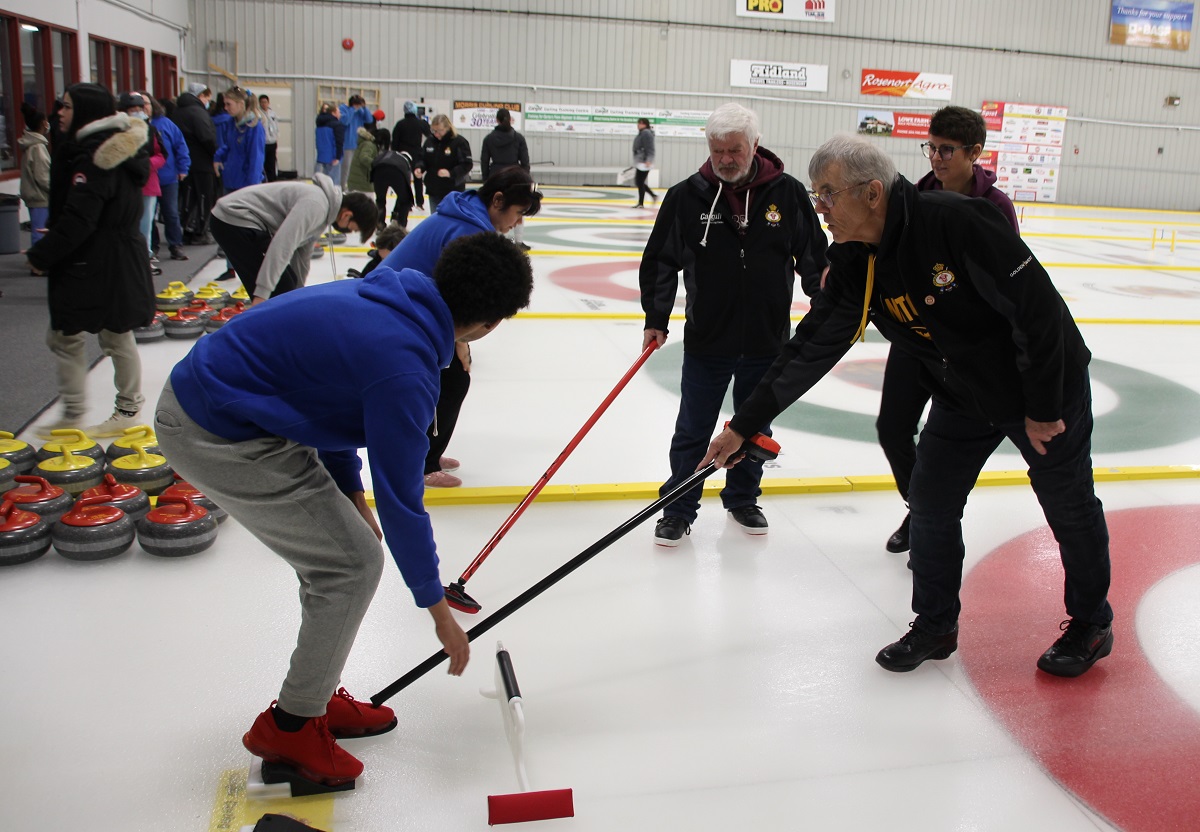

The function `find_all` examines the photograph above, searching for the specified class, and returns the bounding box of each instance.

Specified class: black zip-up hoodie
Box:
[729,175,1091,438]
[639,146,828,358]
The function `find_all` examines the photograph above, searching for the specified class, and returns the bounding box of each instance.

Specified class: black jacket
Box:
[480,125,529,178]
[169,92,217,173]
[729,176,1091,438]
[640,147,828,359]
[417,132,472,201]
[371,150,414,208]
[27,114,155,335]
[391,113,432,156]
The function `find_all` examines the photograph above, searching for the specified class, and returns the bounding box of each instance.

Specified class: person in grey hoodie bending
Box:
[480,108,531,249]
[208,173,378,303]
[632,117,657,208]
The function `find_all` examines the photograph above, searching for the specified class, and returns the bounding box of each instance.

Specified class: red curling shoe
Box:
[325,687,398,738]
[242,704,363,786]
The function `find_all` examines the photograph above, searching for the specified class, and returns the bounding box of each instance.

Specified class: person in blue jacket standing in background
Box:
[339,94,375,190]
[213,87,266,281]
[149,93,191,261]
[315,103,345,183]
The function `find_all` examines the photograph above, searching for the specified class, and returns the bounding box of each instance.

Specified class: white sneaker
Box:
[83,411,145,439]
[35,415,86,441]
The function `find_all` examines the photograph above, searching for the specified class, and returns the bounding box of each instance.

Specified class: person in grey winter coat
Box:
[27,82,156,440]
[18,105,51,250]
[632,117,657,208]
[479,108,531,248]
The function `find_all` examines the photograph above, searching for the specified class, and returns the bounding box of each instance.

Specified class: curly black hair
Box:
[434,233,533,326]
[477,165,543,218]
[339,191,379,243]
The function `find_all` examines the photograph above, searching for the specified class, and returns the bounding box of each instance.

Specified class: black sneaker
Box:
[653,516,690,547]
[216,269,237,282]
[876,622,958,672]
[728,505,768,535]
[886,513,910,553]
[1036,619,1113,677]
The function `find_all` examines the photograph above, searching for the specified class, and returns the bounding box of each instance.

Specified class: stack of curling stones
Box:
[205,301,247,333]
[33,429,105,496]
[0,431,37,474]
[2,475,75,524]
[0,497,53,566]
[155,280,194,313]
[106,425,161,461]
[52,493,136,561]
[107,440,174,496]
[138,494,218,557]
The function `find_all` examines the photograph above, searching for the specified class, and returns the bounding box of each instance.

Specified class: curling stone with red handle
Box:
[0,431,37,473]
[3,475,75,523]
[134,311,167,343]
[106,425,162,461]
[179,298,217,321]
[161,477,227,524]
[137,495,218,557]
[0,499,53,566]
[34,446,104,496]
[80,474,151,522]
[155,281,194,313]
[164,309,206,340]
[204,301,247,333]
[52,494,136,561]
[106,443,174,496]
[35,428,105,464]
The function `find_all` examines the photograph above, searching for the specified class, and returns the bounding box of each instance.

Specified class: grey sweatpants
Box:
[154,382,385,716]
[46,328,144,417]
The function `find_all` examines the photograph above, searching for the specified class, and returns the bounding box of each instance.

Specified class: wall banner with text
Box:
[981,101,1068,203]
[856,110,931,139]
[1110,2,1193,50]
[735,0,835,23]
[731,59,829,92]
[452,101,523,131]
[524,104,710,138]
[860,69,953,100]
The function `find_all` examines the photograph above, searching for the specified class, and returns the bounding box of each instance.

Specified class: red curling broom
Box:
[443,340,660,614]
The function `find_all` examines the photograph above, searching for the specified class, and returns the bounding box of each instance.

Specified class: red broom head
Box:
[487,788,574,825]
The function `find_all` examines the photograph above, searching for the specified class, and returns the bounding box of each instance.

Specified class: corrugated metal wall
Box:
[187,0,1200,209]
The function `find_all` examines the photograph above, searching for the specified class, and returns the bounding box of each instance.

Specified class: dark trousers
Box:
[209,216,302,300]
[158,181,184,249]
[661,352,775,523]
[263,143,278,182]
[907,367,1112,635]
[876,346,931,503]
[635,169,656,206]
[425,354,470,474]
[373,174,413,228]
[180,170,216,240]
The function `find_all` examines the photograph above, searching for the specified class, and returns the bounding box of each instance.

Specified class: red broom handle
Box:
[454,339,660,585]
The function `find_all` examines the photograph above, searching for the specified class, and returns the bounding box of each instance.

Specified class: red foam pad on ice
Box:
[487,788,574,825]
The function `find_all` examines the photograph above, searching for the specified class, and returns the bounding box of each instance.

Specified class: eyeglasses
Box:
[920,142,973,160]
[807,182,869,209]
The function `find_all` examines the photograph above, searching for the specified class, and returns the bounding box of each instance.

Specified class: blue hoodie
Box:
[152,115,191,184]
[381,189,495,275]
[168,266,455,607]
[339,103,374,151]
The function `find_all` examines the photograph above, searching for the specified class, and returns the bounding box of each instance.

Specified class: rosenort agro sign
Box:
[860,69,953,100]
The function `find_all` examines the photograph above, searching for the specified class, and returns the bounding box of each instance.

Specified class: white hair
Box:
[809,133,899,197]
[705,103,761,144]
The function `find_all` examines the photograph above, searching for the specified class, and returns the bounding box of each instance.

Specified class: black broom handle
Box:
[370,461,720,706]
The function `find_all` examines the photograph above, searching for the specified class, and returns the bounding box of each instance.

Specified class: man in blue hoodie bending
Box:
[153,232,534,788]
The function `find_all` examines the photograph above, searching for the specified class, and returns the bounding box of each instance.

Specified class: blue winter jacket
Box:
[381,190,496,275]
[153,116,191,184]
[339,104,374,150]
[214,114,266,192]
[315,112,345,164]
[212,111,233,153]
[168,266,455,608]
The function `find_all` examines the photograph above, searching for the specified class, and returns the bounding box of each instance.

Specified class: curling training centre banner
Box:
[856,110,931,139]
[980,101,1069,203]
[735,0,835,23]
[1109,1,1193,50]
[730,59,829,92]
[452,101,523,131]
[524,104,710,138]
[860,69,953,100]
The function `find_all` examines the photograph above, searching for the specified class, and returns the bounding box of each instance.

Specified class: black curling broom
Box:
[443,340,660,614]
[372,431,780,706]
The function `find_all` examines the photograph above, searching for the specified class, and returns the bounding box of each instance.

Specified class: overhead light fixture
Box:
[21,23,40,32]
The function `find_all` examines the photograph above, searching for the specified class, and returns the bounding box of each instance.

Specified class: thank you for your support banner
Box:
[1110,1,1193,50]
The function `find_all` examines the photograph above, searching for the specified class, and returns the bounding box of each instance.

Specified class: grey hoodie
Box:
[19,130,51,207]
[211,173,342,297]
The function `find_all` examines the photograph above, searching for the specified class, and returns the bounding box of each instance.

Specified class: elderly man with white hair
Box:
[701,133,1113,679]
[639,102,828,546]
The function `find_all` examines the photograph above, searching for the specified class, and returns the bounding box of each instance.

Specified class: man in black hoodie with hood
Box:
[480,108,531,249]
[640,102,828,546]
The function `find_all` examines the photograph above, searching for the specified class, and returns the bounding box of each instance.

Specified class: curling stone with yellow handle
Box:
[80,473,151,522]
[155,280,195,313]
[0,459,14,493]
[34,428,104,464]
[3,475,75,523]
[106,425,162,461]
[52,494,136,561]
[230,285,251,303]
[106,443,174,496]
[34,445,104,496]
[0,499,53,566]
[137,494,218,557]
[195,283,231,309]
[0,431,37,474]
